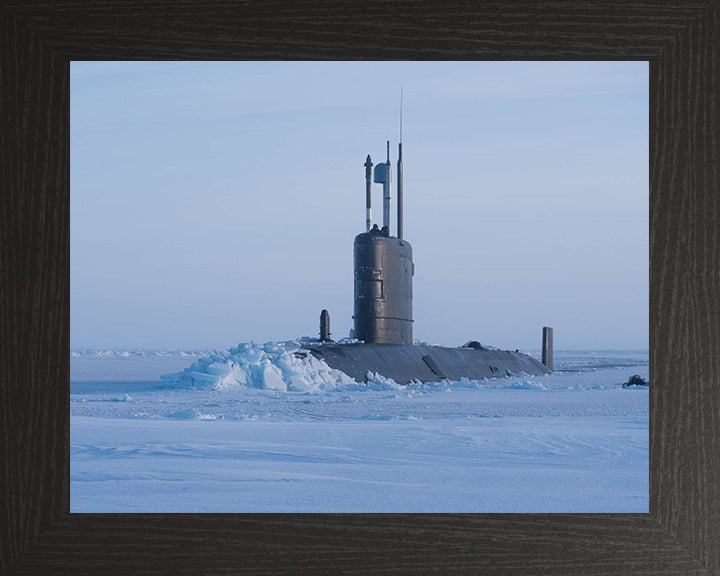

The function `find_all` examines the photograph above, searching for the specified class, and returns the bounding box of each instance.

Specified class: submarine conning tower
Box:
[353,141,414,345]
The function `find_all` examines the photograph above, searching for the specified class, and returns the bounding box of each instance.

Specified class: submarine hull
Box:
[304,343,550,384]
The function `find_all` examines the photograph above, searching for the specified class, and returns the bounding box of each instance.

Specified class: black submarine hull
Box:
[304,343,550,384]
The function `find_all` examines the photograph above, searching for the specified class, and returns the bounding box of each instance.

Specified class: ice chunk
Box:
[161,339,357,393]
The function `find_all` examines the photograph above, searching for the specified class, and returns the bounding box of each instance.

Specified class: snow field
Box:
[70,347,649,512]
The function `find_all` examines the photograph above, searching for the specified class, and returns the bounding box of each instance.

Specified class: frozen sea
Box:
[70,348,649,513]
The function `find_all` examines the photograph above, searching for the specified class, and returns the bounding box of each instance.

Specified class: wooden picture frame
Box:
[1,1,717,573]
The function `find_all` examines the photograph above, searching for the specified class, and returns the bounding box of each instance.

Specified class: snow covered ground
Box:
[70,346,648,512]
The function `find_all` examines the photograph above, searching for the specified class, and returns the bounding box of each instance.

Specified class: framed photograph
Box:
[2,1,718,574]
[69,60,649,515]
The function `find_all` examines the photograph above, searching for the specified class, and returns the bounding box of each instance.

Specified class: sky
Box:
[70,61,648,351]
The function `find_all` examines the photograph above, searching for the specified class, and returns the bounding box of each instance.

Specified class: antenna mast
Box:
[397,86,404,239]
[364,155,373,231]
[382,141,392,234]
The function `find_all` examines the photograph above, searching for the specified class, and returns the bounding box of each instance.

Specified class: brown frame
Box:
[1,1,718,573]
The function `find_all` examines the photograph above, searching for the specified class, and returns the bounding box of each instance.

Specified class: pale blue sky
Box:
[71,61,648,350]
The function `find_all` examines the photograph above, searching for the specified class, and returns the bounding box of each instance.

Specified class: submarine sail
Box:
[353,141,413,345]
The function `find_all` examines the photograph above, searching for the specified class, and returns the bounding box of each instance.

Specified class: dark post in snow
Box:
[542,326,554,371]
[320,310,331,342]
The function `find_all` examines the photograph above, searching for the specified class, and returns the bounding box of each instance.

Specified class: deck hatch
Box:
[422,355,446,379]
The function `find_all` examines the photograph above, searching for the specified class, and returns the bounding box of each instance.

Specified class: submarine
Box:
[300,139,552,384]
